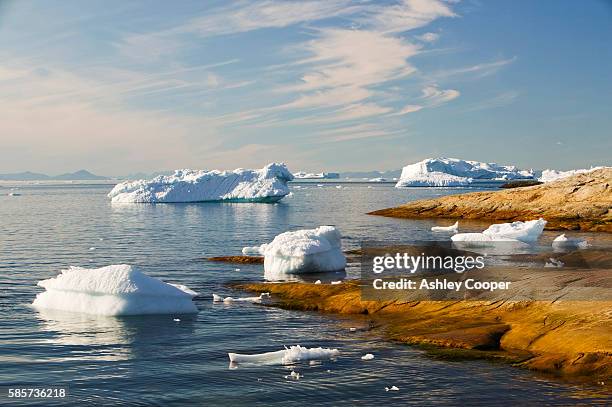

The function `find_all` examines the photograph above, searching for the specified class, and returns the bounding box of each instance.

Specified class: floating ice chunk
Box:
[385,386,399,391]
[452,219,546,245]
[349,327,357,332]
[431,221,459,233]
[552,234,589,249]
[241,246,262,255]
[284,370,301,380]
[8,192,21,196]
[89,247,96,251]
[173,318,181,322]
[234,268,241,271]
[212,293,269,304]
[228,345,339,365]
[545,258,564,268]
[32,265,198,316]
[368,177,386,182]
[108,163,293,203]
[395,157,535,187]
[361,353,375,360]
[245,226,346,274]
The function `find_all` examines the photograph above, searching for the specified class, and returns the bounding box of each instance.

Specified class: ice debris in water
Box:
[385,386,399,392]
[284,371,301,380]
[431,221,459,233]
[212,293,269,304]
[361,354,375,360]
[107,163,293,203]
[228,345,339,365]
[32,265,198,316]
[452,219,546,245]
[552,234,589,249]
[242,226,346,274]
[545,258,564,268]
[173,318,181,322]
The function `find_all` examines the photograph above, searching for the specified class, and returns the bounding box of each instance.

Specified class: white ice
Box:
[538,167,605,183]
[552,234,589,249]
[32,264,198,316]
[395,157,535,187]
[212,293,269,304]
[431,221,459,233]
[361,354,375,360]
[108,163,293,203]
[244,226,346,275]
[451,219,546,245]
[545,258,565,268]
[385,386,400,392]
[228,345,339,365]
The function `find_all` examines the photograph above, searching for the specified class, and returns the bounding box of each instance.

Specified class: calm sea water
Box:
[0,182,608,405]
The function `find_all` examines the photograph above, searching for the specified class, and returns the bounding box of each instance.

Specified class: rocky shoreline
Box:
[369,168,612,232]
[233,275,611,383]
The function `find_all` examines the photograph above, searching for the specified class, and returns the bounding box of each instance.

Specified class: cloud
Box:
[366,0,456,33]
[463,90,520,112]
[421,85,460,105]
[388,104,424,116]
[432,57,517,79]
[416,32,439,42]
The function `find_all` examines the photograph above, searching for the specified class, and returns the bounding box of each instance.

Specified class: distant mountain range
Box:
[0,169,109,181]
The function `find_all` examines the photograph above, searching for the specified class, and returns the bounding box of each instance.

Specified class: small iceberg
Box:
[108,163,293,203]
[242,226,346,274]
[385,385,400,392]
[452,219,546,245]
[431,221,459,233]
[552,234,589,249]
[212,293,269,304]
[228,345,339,365]
[361,353,375,360]
[32,265,198,316]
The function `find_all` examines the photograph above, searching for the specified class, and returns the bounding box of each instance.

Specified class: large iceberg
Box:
[32,265,198,316]
[538,167,605,183]
[451,218,547,245]
[395,157,535,187]
[108,163,293,203]
[228,345,339,365]
[242,226,346,274]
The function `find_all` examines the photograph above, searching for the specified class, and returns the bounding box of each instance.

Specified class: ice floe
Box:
[32,265,198,316]
[212,293,269,304]
[451,219,546,245]
[228,345,339,365]
[552,234,589,249]
[385,386,399,392]
[108,163,293,203]
[395,157,534,187]
[361,353,375,360]
[431,221,459,233]
[243,226,346,275]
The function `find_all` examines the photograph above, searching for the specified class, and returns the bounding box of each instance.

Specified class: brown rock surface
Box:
[233,271,612,382]
[204,255,264,264]
[369,168,612,232]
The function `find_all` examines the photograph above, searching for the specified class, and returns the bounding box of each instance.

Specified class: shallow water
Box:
[0,182,608,405]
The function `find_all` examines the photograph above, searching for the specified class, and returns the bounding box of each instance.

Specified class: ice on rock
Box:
[228,345,339,365]
[32,265,198,316]
[452,219,546,246]
[396,157,535,187]
[244,226,346,274]
[545,258,564,268]
[552,234,589,249]
[431,221,459,233]
[108,163,294,203]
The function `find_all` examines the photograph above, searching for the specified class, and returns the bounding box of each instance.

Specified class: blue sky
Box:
[0,0,610,175]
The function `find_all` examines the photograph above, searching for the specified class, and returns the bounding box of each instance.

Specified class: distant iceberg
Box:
[243,226,346,275]
[293,171,339,179]
[395,157,535,187]
[32,265,198,316]
[108,163,293,203]
[538,167,605,183]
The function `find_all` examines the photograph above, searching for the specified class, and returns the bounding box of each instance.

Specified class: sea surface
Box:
[0,182,609,405]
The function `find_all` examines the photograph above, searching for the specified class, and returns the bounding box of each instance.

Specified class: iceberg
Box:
[32,265,198,316]
[538,167,605,183]
[228,345,339,365]
[452,219,546,245]
[293,171,339,179]
[242,226,346,274]
[108,163,293,203]
[395,157,535,187]
[552,234,589,249]
[431,221,459,233]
